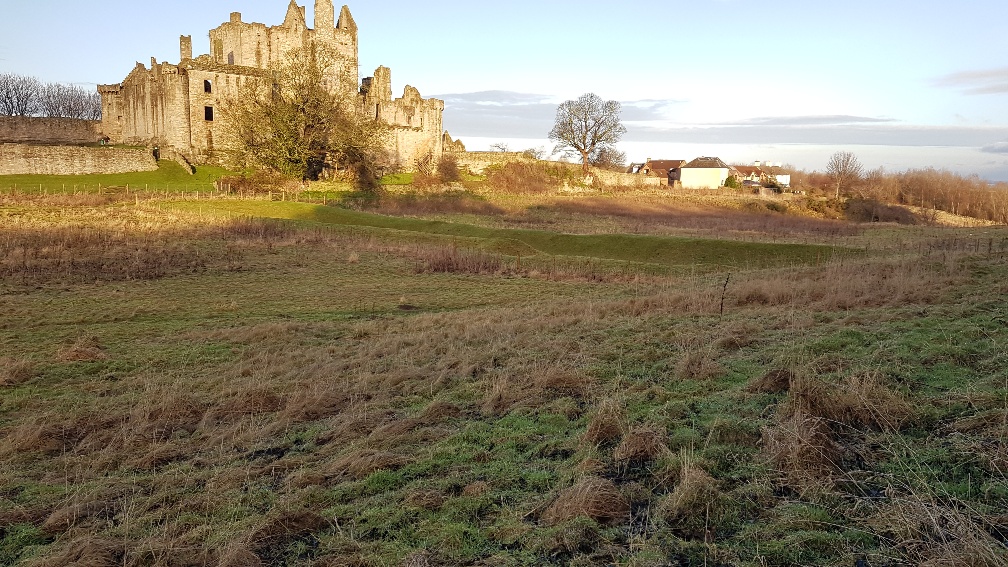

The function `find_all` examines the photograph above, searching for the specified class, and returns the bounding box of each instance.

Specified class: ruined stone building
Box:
[98,1,451,170]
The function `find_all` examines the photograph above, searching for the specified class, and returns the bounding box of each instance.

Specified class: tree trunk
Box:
[581,151,590,175]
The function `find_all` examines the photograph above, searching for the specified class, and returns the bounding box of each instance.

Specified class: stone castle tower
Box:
[98,2,449,171]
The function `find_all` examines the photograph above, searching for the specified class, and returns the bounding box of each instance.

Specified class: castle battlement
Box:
[99,1,451,171]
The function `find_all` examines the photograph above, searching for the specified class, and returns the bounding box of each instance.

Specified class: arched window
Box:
[204,80,212,94]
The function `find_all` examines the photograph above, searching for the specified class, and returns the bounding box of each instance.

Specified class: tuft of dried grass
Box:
[402,551,432,567]
[57,335,108,362]
[541,476,630,527]
[656,450,720,527]
[536,369,595,399]
[42,495,119,535]
[462,481,491,497]
[869,493,1008,566]
[762,409,842,493]
[745,367,795,394]
[246,510,328,560]
[32,536,125,567]
[327,449,411,481]
[581,397,626,447]
[0,357,35,386]
[785,372,915,431]
[613,426,669,466]
[673,340,723,382]
[218,545,264,567]
[405,490,446,511]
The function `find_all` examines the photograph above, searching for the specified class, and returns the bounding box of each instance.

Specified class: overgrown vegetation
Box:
[1,181,1006,566]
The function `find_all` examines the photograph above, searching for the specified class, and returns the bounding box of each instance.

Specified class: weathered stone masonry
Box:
[98,1,452,171]
[0,144,156,176]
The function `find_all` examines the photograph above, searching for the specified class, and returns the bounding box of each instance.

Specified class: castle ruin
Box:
[98,1,453,171]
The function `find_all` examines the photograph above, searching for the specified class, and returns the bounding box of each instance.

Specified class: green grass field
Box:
[1,177,1007,566]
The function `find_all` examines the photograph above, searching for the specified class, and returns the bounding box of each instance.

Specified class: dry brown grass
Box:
[0,357,35,386]
[613,426,669,466]
[56,335,108,362]
[372,191,505,216]
[326,449,411,481]
[785,372,915,431]
[405,490,446,511]
[541,476,630,527]
[656,451,721,532]
[745,368,795,394]
[869,493,1008,566]
[730,253,964,312]
[31,536,125,567]
[247,509,328,555]
[413,245,506,276]
[544,197,861,239]
[762,409,843,493]
[581,397,626,447]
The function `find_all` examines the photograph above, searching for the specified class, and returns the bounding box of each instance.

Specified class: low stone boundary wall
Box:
[591,170,663,188]
[456,151,532,174]
[0,116,102,145]
[0,144,157,175]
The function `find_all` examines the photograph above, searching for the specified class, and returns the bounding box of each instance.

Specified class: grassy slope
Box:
[170,200,842,270]
[0,162,233,192]
[1,197,1006,566]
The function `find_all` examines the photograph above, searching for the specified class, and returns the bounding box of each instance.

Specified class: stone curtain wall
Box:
[0,144,157,175]
[0,117,103,144]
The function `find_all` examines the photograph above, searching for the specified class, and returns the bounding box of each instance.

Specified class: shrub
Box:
[485,161,573,193]
[437,154,462,182]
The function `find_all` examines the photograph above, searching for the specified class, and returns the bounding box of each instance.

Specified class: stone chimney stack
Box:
[180,36,192,61]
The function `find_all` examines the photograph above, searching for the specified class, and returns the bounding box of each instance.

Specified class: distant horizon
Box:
[3,0,1007,181]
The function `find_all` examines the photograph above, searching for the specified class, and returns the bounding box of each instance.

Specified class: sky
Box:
[2,0,1008,180]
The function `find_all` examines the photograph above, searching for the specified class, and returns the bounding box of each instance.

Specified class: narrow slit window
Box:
[205,106,214,121]
[204,80,212,94]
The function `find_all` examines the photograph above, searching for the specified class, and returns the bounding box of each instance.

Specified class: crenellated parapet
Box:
[99,2,455,171]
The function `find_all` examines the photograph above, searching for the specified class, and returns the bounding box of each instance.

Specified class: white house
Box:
[680,157,732,189]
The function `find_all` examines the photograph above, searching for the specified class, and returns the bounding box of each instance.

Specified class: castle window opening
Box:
[228,52,235,65]
[204,80,212,94]
[204,106,214,121]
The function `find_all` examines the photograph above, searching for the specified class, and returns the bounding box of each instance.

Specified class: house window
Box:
[204,106,214,121]
[204,80,212,94]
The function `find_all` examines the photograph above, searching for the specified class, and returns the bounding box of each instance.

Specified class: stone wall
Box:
[0,117,103,145]
[455,151,532,174]
[0,144,157,175]
[591,169,663,188]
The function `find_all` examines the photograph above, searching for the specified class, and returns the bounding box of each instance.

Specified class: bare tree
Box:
[549,93,626,174]
[826,151,863,200]
[0,73,41,116]
[0,75,100,120]
[590,146,627,171]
